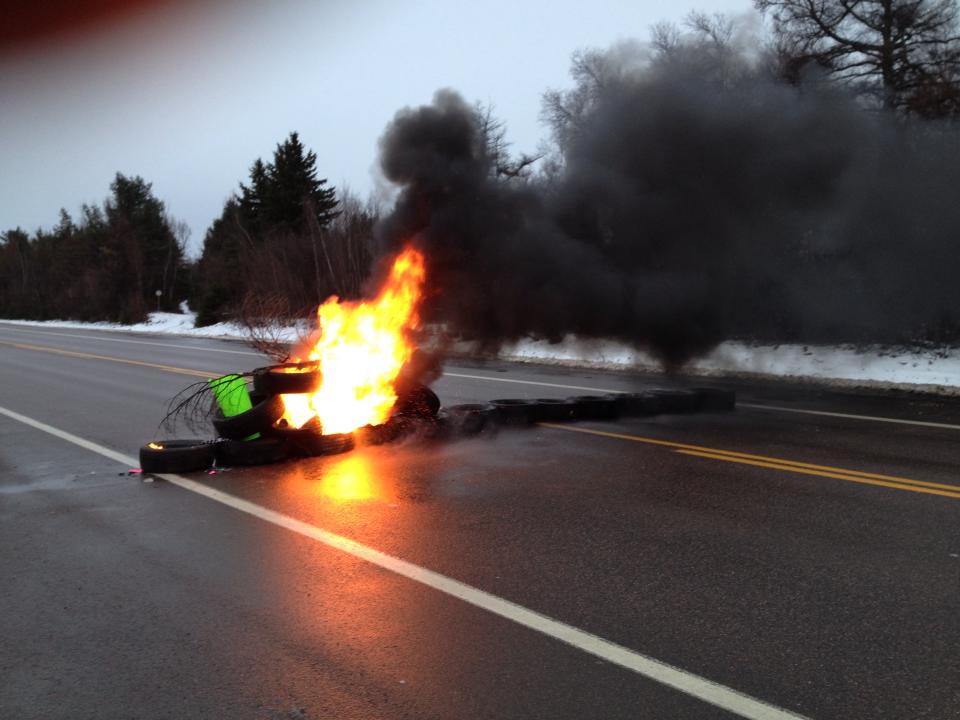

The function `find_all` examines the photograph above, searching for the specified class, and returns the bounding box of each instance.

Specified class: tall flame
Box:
[281,246,425,435]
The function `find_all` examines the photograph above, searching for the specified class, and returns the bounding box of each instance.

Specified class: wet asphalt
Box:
[1,321,959,720]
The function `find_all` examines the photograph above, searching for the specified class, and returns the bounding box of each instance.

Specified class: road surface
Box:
[1,322,958,719]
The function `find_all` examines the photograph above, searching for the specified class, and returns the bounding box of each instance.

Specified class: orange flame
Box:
[281,246,425,435]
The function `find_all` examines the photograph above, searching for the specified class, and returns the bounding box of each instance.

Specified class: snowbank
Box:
[0,310,304,343]
[3,313,959,394]
[496,336,960,395]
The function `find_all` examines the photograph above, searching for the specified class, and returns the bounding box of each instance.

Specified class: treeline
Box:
[0,132,378,327]
[191,132,376,327]
[3,2,960,341]
[0,175,191,323]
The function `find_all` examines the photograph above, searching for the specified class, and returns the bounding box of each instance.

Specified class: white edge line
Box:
[0,402,809,720]
[738,403,960,431]
[0,325,263,357]
[443,372,960,432]
[443,371,627,395]
[1,327,950,433]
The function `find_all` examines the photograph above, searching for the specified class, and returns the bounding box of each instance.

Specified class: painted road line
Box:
[443,371,627,394]
[739,402,960,432]
[0,324,263,356]
[3,332,956,433]
[4,339,955,496]
[676,450,960,500]
[0,402,811,720]
[0,340,215,378]
[539,423,960,500]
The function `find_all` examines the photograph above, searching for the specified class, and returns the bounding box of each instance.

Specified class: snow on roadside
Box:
[3,313,959,393]
[497,336,960,394]
[0,310,304,343]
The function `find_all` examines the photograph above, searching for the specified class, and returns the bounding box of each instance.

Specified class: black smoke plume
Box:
[376,35,960,367]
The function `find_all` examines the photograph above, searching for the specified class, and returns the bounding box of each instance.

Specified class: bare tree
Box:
[541,18,755,158]
[755,0,960,113]
[474,102,542,181]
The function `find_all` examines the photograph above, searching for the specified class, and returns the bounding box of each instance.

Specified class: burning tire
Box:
[567,395,620,420]
[212,394,286,440]
[531,398,577,422]
[490,399,537,425]
[444,403,496,436]
[139,439,215,474]
[356,422,400,446]
[275,426,354,457]
[214,437,288,467]
[394,384,441,417]
[648,389,699,413]
[388,412,446,442]
[694,387,736,412]
[613,392,661,417]
[252,362,322,395]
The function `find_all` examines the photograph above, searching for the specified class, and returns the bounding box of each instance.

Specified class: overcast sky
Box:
[0,0,748,253]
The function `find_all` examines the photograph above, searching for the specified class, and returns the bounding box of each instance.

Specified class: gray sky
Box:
[0,0,748,253]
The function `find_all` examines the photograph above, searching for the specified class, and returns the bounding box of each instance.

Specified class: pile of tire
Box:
[139,372,735,475]
[140,364,445,475]
[456,386,736,430]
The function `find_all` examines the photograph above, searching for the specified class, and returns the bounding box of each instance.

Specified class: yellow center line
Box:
[676,450,960,500]
[0,339,215,378]
[539,422,960,500]
[7,338,955,501]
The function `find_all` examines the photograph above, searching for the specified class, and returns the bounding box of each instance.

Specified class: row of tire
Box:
[139,367,735,475]
[139,362,444,475]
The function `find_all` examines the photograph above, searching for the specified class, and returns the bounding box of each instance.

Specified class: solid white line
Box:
[739,403,960,432]
[0,324,263,356]
[443,372,960,432]
[0,402,809,720]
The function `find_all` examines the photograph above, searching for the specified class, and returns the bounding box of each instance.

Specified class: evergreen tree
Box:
[192,131,344,324]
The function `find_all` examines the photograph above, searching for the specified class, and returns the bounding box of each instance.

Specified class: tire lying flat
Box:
[613,392,661,417]
[252,362,322,395]
[444,403,496,436]
[490,399,537,425]
[647,388,699,413]
[140,439,215,474]
[275,427,354,457]
[567,395,620,420]
[215,437,288,466]
[531,398,577,422]
[212,394,285,440]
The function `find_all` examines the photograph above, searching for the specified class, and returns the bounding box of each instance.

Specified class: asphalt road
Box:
[1,321,958,720]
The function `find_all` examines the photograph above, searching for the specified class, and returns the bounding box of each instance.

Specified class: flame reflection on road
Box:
[316,450,379,502]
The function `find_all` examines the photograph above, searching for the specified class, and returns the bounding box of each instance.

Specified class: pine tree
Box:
[263,132,339,233]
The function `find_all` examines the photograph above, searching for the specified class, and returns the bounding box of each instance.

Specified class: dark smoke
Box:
[376,36,960,367]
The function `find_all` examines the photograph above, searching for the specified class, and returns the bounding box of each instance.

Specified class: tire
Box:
[444,403,496,436]
[252,362,322,395]
[694,387,736,412]
[647,388,699,413]
[490,398,537,425]
[355,421,400,446]
[387,413,445,442]
[249,390,269,407]
[613,392,661,417]
[567,395,620,421]
[531,398,577,422]
[214,437,288,467]
[139,439,215,474]
[394,384,441,417]
[280,428,354,457]
[212,394,285,440]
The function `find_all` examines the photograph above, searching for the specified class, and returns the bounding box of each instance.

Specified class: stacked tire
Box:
[139,365,736,473]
